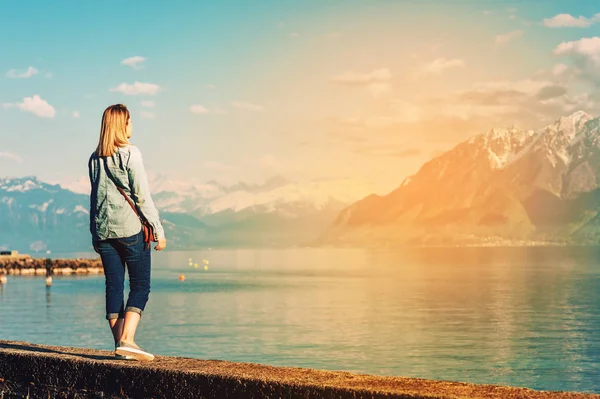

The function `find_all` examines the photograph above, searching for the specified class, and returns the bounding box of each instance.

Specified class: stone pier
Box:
[0,340,598,399]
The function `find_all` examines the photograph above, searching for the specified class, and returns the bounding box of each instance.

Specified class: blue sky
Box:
[1,0,600,196]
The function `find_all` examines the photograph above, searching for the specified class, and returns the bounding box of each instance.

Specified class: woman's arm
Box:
[126,146,165,240]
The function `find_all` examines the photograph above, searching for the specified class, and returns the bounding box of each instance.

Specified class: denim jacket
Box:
[88,144,165,242]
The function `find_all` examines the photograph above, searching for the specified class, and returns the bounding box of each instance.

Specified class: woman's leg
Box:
[120,312,142,343]
[112,229,154,360]
[109,318,124,344]
[95,240,126,344]
[116,229,151,344]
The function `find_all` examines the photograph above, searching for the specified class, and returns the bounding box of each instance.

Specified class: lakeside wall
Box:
[0,340,598,399]
[0,257,103,276]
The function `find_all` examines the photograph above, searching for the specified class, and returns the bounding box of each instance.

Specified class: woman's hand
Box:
[154,236,167,251]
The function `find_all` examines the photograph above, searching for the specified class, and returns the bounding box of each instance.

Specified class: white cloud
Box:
[543,13,600,28]
[289,32,299,38]
[331,68,394,96]
[6,66,39,79]
[553,37,600,83]
[0,152,22,163]
[331,68,392,84]
[190,104,210,114]
[121,56,146,69]
[140,111,155,119]
[432,76,593,123]
[472,78,551,95]
[553,37,600,62]
[420,58,465,76]
[552,63,569,76]
[339,70,598,141]
[19,95,56,118]
[205,84,217,90]
[495,30,524,45]
[72,111,80,118]
[109,81,160,95]
[232,101,264,111]
[3,95,56,118]
[534,66,579,81]
[141,100,155,108]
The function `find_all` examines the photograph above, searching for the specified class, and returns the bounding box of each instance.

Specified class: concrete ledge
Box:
[0,341,598,399]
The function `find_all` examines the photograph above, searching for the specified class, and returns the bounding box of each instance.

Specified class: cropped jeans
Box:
[93,228,151,320]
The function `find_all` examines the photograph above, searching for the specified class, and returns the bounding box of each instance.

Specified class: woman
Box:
[88,104,166,361]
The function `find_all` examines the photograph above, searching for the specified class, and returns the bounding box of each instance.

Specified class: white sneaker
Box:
[115,341,155,361]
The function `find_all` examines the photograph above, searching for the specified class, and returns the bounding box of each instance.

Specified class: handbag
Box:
[116,186,157,250]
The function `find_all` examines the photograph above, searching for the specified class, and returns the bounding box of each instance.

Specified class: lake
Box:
[1,246,600,393]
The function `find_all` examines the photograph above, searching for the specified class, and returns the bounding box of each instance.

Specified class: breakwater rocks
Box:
[0,256,103,276]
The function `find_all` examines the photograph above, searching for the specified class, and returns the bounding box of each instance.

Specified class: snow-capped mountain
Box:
[0,176,91,252]
[0,175,369,252]
[319,110,600,247]
[149,176,370,247]
[150,175,371,217]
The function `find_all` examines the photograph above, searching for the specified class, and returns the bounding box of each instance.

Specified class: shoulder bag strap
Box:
[101,157,143,222]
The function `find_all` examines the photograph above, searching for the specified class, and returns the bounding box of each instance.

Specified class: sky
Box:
[1,0,600,197]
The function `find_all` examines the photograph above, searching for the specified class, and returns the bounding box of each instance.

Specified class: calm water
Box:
[1,246,600,393]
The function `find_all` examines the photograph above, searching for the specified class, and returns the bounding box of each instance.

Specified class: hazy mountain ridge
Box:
[0,175,352,253]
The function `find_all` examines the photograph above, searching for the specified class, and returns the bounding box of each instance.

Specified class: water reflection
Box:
[45,285,51,308]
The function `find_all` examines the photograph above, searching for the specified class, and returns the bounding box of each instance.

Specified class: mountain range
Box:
[319,110,600,247]
[5,110,600,252]
[0,175,359,253]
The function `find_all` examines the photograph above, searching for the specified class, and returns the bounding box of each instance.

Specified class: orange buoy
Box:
[179,274,185,281]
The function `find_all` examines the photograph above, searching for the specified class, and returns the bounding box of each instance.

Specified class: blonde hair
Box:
[96,104,131,157]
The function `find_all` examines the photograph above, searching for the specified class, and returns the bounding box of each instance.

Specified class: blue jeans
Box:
[93,228,151,320]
